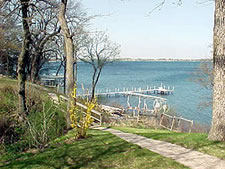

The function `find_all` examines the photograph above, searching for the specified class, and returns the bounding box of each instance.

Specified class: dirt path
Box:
[96,127,225,169]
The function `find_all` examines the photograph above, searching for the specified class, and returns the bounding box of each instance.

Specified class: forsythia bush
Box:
[69,86,96,139]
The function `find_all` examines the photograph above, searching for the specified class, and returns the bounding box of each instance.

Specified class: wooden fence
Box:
[160,113,194,133]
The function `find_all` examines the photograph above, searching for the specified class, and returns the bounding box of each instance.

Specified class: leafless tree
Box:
[208,0,225,141]
[0,8,21,76]
[58,0,86,129]
[191,60,213,111]
[58,0,93,96]
[1,0,60,119]
[16,0,31,120]
[29,0,61,82]
[80,31,120,100]
[192,61,213,90]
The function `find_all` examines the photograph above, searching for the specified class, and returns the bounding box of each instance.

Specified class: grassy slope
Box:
[0,77,65,112]
[113,127,225,160]
[0,77,18,92]
[0,129,188,169]
[0,77,188,168]
[0,77,49,96]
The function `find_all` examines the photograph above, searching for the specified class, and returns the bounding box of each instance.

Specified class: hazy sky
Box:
[81,0,214,59]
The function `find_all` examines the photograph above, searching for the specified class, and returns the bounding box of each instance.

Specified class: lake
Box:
[41,61,212,125]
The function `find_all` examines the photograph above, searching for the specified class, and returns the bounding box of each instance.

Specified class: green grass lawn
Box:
[0,129,188,169]
[113,127,225,160]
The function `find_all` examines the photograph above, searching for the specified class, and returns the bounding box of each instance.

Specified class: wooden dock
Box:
[39,76,174,97]
[79,84,174,101]
[40,75,64,87]
[78,84,174,120]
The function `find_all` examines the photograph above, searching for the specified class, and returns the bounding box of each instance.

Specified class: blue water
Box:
[41,61,212,125]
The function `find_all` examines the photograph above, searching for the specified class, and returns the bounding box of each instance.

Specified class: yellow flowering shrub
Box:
[70,85,96,139]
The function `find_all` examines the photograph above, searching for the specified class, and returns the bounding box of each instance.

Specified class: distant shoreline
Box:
[49,58,212,62]
[115,58,212,62]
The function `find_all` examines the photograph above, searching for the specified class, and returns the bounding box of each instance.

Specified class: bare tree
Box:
[16,0,31,120]
[58,0,91,95]
[208,0,225,141]
[192,61,213,90]
[80,32,120,100]
[191,60,213,110]
[58,0,77,129]
[50,2,91,96]
[0,15,21,76]
[29,0,61,82]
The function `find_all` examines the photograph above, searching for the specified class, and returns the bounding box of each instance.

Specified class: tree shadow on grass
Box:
[0,132,144,169]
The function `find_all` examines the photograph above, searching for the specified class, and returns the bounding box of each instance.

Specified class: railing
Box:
[160,113,193,133]
[26,82,102,126]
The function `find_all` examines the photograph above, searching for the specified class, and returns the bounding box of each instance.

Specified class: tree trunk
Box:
[58,0,75,129]
[91,83,96,101]
[208,0,225,141]
[91,68,102,101]
[91,68,97,100]
[63,62,66,94]
[6,55,9,76]
[17,0,31,120]
[74,61,77,83]
[31,51,41,83]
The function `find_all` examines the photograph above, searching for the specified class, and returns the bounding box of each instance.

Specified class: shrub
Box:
[70,86,95,139]
[25,101,66,148]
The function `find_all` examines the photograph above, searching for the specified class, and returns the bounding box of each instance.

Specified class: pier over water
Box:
[79,83,174,101]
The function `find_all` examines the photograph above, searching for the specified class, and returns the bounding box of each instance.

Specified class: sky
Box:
[81,0,214,59]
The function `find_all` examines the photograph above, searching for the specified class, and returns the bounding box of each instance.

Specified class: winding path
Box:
[96,127,225,169]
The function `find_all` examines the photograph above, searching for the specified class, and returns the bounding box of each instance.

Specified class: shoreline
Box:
[48,59,213,62]
[115,58,212,62]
